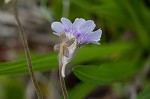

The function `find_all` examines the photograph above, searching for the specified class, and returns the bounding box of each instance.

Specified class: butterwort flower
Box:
[51,18,102,77]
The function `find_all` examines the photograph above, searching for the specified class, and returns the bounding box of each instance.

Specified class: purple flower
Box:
[51,18,102,77]
[51,17,102,45]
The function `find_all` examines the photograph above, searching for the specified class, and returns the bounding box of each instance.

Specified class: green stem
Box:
[14,0,43,99]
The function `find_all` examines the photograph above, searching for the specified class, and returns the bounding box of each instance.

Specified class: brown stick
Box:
[14,0,43,99]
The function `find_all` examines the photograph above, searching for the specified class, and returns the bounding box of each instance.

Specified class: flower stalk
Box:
[14,0,43,99]
[51,18,102,99]
[59,41,69,99]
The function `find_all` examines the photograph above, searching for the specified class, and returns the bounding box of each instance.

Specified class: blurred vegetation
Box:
[0,0,150,99]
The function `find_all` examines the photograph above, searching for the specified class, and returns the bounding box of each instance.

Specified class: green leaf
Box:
[4,77,24,99]
[73,61,140,84]
[121,0,149,49]
[0,42,134,75]
[71,0,94,11]
[0,54,58,75]
[71,41,134,64]
[137,85,150,99]
[69,83,96,99]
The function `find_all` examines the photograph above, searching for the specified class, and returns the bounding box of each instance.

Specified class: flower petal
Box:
[73,18,85,31]
[86,29,102,44]
[88,41,100,45]
[51,22,65,35]
[54,44,60,52]
[61,17,72,31]
[79,20,96,34]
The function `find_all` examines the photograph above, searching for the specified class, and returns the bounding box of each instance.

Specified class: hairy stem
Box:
[59,67,68,99]
[14,0,43,99]
[59,42,68,99]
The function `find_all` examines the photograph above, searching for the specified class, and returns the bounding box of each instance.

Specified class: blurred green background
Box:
[0,0,150,99]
